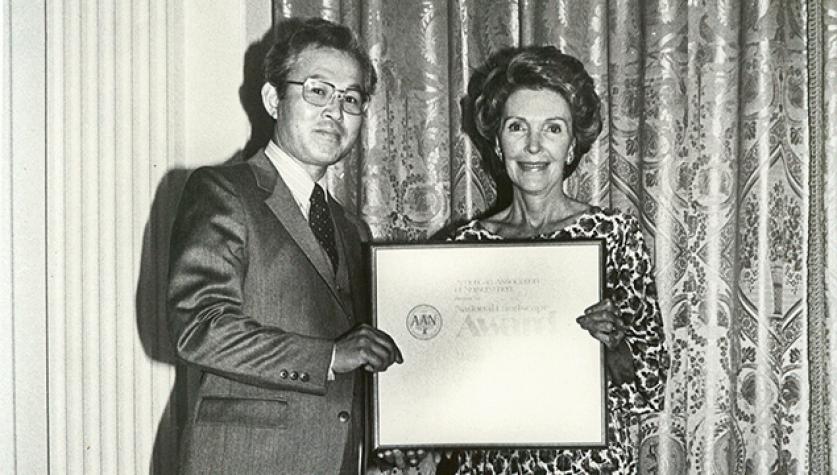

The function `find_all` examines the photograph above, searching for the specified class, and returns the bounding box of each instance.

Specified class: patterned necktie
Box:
[309,184,339,272]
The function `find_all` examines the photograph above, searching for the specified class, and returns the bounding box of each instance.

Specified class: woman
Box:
[439,46,669,474]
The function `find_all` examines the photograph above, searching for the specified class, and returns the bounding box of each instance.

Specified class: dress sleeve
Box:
[610,215,669,415]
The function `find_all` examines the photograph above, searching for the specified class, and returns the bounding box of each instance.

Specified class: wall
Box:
[1,0,271,472]
[1,1,49,473]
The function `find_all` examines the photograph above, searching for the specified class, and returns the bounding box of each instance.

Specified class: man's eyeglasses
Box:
[286,78,369,116]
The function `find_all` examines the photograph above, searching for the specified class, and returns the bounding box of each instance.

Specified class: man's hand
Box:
[332,324,403,374]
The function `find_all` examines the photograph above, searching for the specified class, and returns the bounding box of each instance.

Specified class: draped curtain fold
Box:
[270,1,832,473]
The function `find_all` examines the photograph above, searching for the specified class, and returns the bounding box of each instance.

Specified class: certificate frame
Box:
[368,239,608,452]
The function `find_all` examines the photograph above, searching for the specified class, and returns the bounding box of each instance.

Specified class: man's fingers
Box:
[359,340,401,370]
[356,332,402,370]
[363,328,403,366]
[358,346,386,370]
[377,328,403,360]
[357,326,397,350]
[384,333,403,363]
[364,336,399,362]
[335,324,403,373]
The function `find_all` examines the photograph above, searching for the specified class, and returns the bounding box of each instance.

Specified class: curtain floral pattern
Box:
[269,1,832,473]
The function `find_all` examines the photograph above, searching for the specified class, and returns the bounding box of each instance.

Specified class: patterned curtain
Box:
[269,1,833,473]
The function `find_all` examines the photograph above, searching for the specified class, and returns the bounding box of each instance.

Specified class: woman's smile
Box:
[517,161,551,172]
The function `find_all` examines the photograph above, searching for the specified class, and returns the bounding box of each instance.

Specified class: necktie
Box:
[309,184,339,272]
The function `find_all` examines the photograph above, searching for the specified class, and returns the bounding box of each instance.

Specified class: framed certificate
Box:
[369,240,608,451]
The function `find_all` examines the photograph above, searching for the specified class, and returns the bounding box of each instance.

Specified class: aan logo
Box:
[406,304,442,340]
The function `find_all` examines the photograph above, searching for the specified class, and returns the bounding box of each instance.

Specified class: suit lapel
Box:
[249,151,350,317]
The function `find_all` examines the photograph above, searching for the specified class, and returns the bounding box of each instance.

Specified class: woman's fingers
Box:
[374,448,428,469]
[577,312,623,332]
[583,298,615,314]
[578,298,626,348]
[591,329,624,348]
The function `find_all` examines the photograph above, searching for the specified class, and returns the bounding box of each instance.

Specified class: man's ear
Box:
[261,82,279,119]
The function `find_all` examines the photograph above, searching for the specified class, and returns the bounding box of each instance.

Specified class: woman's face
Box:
[498,88,574,196]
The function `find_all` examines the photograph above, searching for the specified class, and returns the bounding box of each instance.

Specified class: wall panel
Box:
[43,1,270,473]
[2,0,49,473]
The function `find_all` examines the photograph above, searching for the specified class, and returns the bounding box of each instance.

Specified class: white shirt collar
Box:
[264,140,329,220]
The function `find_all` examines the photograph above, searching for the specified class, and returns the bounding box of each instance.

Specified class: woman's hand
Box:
[576,298,625,349]
[577,298,636,384]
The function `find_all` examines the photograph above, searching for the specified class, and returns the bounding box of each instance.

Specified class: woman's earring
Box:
[566,144,575,165]
[495,139,504,161]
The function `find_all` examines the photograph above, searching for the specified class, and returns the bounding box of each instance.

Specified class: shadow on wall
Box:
[135,26,275,475]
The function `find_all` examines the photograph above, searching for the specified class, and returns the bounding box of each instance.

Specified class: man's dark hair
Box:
[263,17,377,98]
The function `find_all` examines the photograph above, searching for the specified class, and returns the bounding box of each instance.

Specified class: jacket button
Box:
[338,411,350,423]
[300,372,309,382]
[290,371,298,380]
[279,369,288,379]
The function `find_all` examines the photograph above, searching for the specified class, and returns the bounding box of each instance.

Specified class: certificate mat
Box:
[371,241,606,449]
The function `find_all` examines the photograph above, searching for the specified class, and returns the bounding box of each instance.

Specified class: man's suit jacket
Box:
[168,150,370,474]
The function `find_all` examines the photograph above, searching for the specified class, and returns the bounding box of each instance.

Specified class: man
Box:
[168,18,402,474]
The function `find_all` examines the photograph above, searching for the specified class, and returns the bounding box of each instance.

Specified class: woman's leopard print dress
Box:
[441,208,669,475]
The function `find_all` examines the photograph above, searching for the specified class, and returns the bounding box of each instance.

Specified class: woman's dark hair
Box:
[473,45,602,179]
[263,17,377,98]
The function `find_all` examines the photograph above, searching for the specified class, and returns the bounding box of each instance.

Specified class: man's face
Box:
[270,46,365,180]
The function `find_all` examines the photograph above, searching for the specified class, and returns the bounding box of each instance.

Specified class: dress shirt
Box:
[264,140,330,218]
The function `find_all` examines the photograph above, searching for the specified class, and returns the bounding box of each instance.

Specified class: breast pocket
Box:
[196,396,289,429]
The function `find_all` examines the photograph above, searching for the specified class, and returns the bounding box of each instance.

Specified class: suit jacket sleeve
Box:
[167,167,333,395]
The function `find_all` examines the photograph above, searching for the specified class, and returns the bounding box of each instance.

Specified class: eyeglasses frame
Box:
[285,78,370,116]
